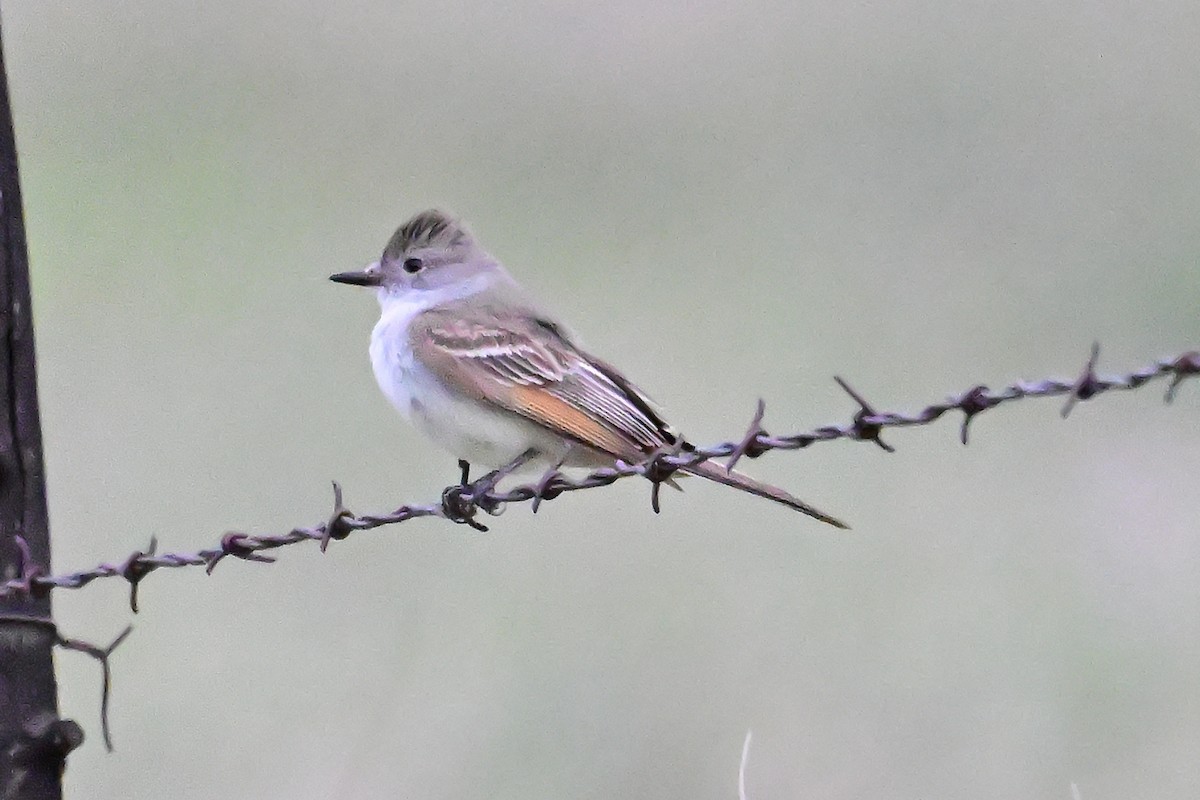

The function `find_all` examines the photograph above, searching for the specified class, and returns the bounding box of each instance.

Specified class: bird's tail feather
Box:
[680,460,849,529]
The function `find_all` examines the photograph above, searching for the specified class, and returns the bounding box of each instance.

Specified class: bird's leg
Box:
[468,448,538,498]
[441,459,481,529]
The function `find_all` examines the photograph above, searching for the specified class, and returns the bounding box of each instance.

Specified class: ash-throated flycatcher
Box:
[330,210,847,528]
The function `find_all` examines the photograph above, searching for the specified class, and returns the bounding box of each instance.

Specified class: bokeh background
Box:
[4,1,1199,797]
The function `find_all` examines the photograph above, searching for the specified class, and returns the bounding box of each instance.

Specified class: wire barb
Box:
[640,444,687,514]
[833,376,896,453]
[0,344,1193,605]
[120,535,158,613]
[205,533,278,575]
[530,466,567,513]
[955,385,997,444]
[726,399,768,473]
[1062,341,1103,418]
[1166,351,1200,403]
[320,481,355,552]
[56,625,134,752]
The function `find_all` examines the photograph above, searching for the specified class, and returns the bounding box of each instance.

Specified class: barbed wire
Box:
[2,344,1196,609]
[56,625,131,752]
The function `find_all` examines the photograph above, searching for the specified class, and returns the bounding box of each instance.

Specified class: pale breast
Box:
[369,308,421,420]
[368,297,565,468]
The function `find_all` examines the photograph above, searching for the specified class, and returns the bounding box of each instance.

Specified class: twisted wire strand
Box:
[2,345,1195,608]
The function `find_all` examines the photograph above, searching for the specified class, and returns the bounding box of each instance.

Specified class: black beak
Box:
[329,270,382,287]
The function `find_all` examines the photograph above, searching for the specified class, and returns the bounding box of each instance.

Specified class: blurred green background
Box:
[4,0,1199,797]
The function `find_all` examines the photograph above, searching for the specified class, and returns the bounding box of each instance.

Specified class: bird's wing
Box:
[409,307,680,460]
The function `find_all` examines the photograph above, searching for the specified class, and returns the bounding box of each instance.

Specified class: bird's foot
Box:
[440,483,490,532]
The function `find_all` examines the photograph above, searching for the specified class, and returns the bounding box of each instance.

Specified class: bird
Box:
[330,209,847,528]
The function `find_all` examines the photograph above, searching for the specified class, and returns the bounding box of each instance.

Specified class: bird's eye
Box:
[403,257,423,274]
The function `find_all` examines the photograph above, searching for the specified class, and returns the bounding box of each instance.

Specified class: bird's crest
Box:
[384,209,473,259]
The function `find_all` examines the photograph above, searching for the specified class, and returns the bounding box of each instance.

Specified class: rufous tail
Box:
[681,460,849,529]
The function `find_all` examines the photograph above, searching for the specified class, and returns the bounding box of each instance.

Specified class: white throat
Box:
[368,273,498,425]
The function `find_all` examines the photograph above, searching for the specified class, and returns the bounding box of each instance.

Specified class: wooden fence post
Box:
[0,12,81,799]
